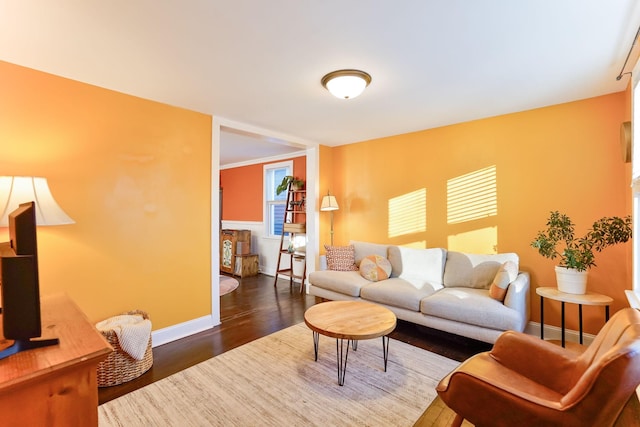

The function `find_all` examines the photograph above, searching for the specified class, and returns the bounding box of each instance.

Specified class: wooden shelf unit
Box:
[274,183,306,293]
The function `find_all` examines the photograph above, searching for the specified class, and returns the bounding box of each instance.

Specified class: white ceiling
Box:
[1,1,640,165]
[218,126,307,167]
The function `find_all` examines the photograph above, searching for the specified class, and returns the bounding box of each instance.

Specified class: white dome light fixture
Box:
[321,69,372,99]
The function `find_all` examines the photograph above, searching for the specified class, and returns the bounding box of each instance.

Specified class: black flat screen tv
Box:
[0,201,58,358]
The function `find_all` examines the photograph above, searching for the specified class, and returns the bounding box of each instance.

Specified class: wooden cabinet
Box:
[0,294,112,426]
[220,229,251,274]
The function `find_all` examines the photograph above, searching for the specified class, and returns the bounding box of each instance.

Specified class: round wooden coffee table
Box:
[304,300,397,386]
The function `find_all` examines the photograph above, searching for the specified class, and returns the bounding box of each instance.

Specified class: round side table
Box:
[536,286,612,348]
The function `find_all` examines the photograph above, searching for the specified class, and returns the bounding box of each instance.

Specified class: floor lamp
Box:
[320,192,339,246]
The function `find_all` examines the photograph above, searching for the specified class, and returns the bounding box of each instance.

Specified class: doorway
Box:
[211,117,318,326]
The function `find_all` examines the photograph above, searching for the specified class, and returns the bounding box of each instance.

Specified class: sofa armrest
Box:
[503,271,530,330]
[490,330,579,394]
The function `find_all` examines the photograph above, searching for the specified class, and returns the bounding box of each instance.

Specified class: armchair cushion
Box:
[490,331,580,394]
[437,352,565,409]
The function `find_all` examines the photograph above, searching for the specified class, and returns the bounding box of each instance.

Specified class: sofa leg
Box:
[450,413,464,427]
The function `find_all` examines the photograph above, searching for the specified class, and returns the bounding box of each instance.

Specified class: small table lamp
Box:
[320,192,339,246]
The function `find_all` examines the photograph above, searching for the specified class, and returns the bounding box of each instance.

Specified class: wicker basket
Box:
[96,310,154,387]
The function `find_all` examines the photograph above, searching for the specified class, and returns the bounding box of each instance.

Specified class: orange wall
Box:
[220,165,263,221]
[0,61,212,329]
[325,92,631,334]
[220,156,306,221]
[318,145,335,255]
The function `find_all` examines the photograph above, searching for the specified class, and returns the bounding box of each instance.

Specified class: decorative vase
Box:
[555,266,588,295]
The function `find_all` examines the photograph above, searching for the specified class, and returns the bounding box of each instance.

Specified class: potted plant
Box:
[276,176,305,195]
[530,211,632,294]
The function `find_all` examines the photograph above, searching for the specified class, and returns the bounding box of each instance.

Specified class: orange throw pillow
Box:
[489,261,518,301]
[359,254,392,281]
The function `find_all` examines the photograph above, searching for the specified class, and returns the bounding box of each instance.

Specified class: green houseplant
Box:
[530,211,632,294]
[276,176,305,195]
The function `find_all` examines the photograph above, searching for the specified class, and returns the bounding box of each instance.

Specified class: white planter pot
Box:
[555,266,588,295]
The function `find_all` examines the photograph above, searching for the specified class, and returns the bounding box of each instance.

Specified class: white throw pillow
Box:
[396,247,446,290]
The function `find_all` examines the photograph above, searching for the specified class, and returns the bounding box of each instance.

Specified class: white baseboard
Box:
[525,321,595,346]
[151,315,219,347]
[262,266,275,276]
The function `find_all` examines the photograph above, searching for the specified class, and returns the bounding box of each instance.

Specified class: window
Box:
[264,161,292,237]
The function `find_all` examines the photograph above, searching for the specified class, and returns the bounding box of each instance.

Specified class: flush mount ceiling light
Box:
[321,69,372,99]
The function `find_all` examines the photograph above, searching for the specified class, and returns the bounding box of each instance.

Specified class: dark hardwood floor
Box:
[99,273,491,405]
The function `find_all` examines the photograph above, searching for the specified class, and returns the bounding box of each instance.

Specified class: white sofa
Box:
[308,241,530,344]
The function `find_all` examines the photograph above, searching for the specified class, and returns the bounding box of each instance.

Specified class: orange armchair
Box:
[436,307,640,427]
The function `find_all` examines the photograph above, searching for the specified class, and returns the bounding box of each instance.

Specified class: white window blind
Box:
[264,161,292,238]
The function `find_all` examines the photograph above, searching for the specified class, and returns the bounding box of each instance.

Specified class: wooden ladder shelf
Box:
[273,182,306,293]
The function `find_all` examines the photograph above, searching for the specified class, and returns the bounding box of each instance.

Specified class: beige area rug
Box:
[99,323,459,426]
[219,275,239,296]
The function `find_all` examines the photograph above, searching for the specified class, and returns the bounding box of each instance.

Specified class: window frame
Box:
[264,160,293,238]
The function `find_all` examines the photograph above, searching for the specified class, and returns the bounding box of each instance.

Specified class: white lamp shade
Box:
[0,176,75,226]
[321,69,372,99]
[321,195,339,211]
[325,76,368,99]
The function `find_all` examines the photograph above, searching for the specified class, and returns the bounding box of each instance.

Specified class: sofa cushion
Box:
[325,244,358,271]
[350,241,390,266]
[359,255,392,282]
[443,251,519,289]
[421,288,522,331]
[489,261,519,301]
[387,246,446,290]
[308,270,370,297]
[361,278,439,312]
